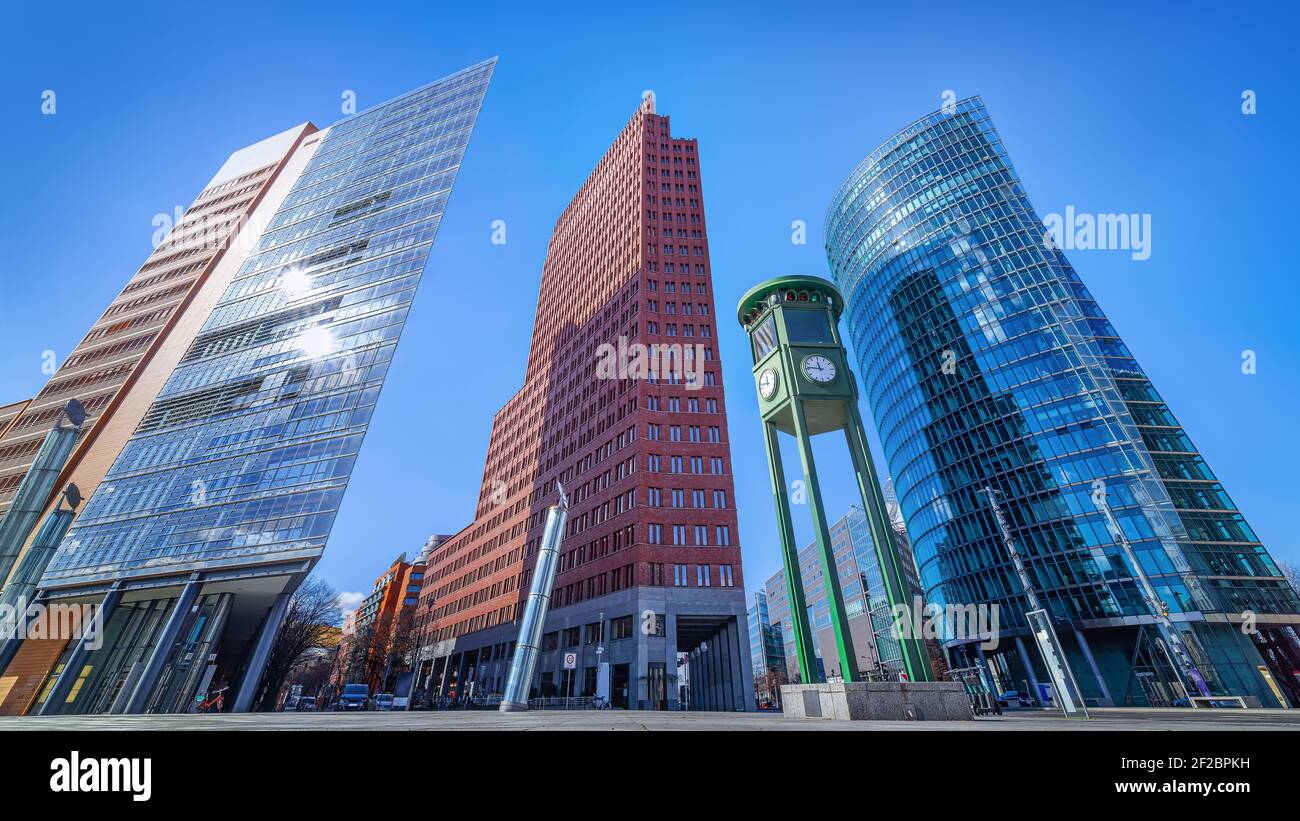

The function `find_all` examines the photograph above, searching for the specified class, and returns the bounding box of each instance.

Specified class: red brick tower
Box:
[415,96,751,711]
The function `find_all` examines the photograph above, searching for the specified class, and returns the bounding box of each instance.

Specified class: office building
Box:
[0,133,299,591]
[747,591,786,706]
[412,95,753,711]
[0,60,495,716]
[345,552,424,695]
[825,96,1300,707]
[0,127,314,714]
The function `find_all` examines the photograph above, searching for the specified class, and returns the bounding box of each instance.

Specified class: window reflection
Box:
[751,315,777,362]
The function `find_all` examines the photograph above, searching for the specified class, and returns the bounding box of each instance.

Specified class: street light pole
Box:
[1093,495,1210,698]
[984,487,1089,718]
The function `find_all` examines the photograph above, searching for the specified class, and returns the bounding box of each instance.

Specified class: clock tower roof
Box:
[736,274,844,329]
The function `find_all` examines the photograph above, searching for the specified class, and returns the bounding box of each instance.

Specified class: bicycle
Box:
[590,695,612,710]
[189,685,228,714]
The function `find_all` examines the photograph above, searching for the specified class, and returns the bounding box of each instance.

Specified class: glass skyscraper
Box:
[825,97,1300,707]
[16,60,495,715]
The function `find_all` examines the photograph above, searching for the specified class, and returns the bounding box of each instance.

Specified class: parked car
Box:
[296,696,317,711]
[373,693,395,711]
[337,683,369,711]
[996,690,1037,709]
[391,695,409,711]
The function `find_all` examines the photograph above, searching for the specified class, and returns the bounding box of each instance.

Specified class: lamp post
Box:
[983,486,1089,718]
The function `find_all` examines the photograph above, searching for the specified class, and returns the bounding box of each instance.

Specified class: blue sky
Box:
[2,1,1297,604]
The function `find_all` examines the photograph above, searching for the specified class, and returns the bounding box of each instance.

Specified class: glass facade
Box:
[42,60,495,587]
[825,96,1300,706]
[764,505,906,681]
[747,591,786,704]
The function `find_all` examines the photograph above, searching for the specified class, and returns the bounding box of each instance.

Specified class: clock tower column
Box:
[737,275,933,684]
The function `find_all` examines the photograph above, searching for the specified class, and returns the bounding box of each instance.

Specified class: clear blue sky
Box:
[2,1,1297,604]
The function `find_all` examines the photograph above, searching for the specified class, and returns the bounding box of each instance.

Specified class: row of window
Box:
[646,523,732,546]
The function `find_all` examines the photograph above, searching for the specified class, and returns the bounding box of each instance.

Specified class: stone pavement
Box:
[0,707,1297,731]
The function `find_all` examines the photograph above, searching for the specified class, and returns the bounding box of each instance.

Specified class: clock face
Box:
[802,354,837,383]
[758,368,778,399]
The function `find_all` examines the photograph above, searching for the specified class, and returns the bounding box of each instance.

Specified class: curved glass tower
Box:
[825,97,1300,707]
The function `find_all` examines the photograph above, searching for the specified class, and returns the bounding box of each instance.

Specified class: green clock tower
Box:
[738,275,933,684]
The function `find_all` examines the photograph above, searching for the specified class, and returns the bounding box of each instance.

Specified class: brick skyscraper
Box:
[415,95,752,711]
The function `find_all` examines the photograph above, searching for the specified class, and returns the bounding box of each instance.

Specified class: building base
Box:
[779,681,973,721]
[499,700,528,713]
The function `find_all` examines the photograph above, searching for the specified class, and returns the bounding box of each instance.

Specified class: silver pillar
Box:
[501,486,569,712]
[38,583,122,716]
[232,590,292,712]
[121,577,201,714]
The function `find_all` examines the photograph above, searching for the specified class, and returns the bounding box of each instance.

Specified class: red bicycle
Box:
[189,685,228,714]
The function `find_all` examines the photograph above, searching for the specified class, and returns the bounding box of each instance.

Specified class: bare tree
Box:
[1280,560,1300,596]
[254,577,343,711]
[381,610,419,693]
[342,620,379,689]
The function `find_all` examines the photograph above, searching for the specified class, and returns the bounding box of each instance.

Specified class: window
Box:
[783,308,834,344]
[673,564,688,586]
[563,627,581,647]
[611,615,634,640]
[751,315,778,362]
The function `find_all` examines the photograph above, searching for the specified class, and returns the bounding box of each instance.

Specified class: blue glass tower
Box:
[26,60,495,715]
[826,97,1300,707]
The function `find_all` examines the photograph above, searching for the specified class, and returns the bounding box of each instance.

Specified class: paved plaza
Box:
[0,707,1296,731]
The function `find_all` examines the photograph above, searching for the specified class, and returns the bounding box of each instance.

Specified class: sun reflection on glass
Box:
[281,267,311,296]
[295,326,334,359]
